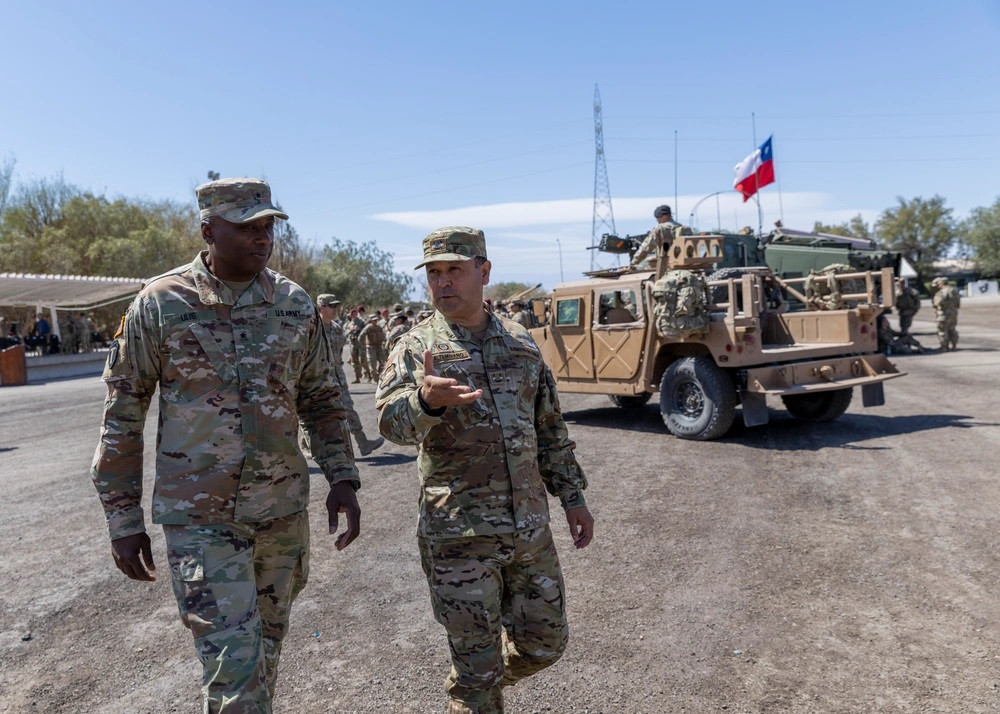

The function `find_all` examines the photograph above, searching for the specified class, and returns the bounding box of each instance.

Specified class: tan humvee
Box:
[528,234,905,440]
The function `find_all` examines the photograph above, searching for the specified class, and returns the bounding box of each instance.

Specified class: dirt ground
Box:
[1,299,998,714]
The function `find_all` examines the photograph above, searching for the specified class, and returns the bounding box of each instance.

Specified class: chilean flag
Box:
[733,136,775,202]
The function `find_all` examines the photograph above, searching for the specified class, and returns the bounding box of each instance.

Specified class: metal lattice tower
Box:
[590,84,616,270]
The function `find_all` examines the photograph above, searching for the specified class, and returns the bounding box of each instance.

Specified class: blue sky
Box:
[3,1,1000,290]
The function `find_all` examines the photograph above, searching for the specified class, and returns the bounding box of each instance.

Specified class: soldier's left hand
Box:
[327,481,361,550]
[566,506,594,549]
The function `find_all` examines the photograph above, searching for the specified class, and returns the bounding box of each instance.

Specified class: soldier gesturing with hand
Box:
[419,348,483,408]
[376,226,593,714]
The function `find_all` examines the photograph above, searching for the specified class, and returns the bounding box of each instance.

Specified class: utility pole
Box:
[591,84,616,270]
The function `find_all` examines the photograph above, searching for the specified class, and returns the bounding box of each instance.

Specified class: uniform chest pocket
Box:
[163,323,236,403]
[265,320,308,394]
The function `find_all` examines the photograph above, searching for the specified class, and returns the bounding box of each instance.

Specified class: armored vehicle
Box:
[529,233,904,440]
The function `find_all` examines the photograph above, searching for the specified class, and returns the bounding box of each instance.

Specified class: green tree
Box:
[305,239,413,309]
[875,196,956,278]
[485,281,544,301]
[0,155,15,219]
[961,196,1000,278]
[812,214,873,242]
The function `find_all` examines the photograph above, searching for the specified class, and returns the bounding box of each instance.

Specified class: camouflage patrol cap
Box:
[316,294,340,307]
[414,226,487,269]
[654,205,672,218]
[196,178,288,224]
[931,276,947,286]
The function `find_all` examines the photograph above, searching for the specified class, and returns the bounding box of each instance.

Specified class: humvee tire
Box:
[659,356,736,440]
[781,388,853,422]
[610,393,652,409]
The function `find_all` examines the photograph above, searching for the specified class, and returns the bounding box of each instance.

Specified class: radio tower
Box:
[591,84,616,270]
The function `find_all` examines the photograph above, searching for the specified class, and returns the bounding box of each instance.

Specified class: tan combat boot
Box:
[353,431,384,457]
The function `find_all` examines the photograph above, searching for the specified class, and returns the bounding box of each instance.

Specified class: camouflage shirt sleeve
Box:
[90,296,161,540]
[375,336,446,445]
[296,309,360,489]
[533,360,588,511]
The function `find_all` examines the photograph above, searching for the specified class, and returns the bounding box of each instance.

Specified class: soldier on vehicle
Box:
[89,178,361,712]
[631,204,693,267]
[375,226,594,714]
[315,294,385,456]
[931,276,961,351]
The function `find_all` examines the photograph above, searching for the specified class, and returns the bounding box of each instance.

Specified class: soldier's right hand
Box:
[111,532,156,582]
[419,349,483,409]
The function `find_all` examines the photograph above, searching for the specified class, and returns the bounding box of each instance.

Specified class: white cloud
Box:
[371,192,880,234]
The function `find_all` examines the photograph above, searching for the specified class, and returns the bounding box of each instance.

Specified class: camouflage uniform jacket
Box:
[375,309,587,539]
[933,285,961,316]
[509,310,530,328]
[359,322,386,348]
[327,319,346,365]
[632,220,691,265]
[91,252,358,540]
[386,323,410,350]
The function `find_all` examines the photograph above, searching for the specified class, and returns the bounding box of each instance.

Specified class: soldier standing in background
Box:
[894,279,921,336]
[508,300,530,328]
[359,314,387,380]
[90,178,361,712]
[315,294,385,456]
[631,204,692,267]
[76,313,93,352]
[348,306,370,383]
[386,312,410,350]
[376,226,594,714]
[931,276,961,350]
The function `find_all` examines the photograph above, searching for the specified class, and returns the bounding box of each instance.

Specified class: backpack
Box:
[651,270,711,339]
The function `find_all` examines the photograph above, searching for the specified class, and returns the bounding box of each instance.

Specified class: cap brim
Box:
[413,253,475,270]
[218,205,289,224]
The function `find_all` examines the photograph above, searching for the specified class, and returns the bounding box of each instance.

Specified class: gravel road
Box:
[1,300,998,713]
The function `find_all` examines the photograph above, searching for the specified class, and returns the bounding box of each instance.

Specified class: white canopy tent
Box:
[0,273,143,342]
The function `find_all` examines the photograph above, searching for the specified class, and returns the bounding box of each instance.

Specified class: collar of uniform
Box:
[190,251,276,306]
[432,306,503,344]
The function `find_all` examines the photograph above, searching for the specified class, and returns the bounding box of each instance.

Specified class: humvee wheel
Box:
[609,393,652,409]
[781,388,853,422]
[659,356,736,440]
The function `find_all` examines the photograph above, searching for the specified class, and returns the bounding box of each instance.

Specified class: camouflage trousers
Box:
[936,313,958,350]
[335,363,364,433]
[365,345,385,380]
[418,525,568,714]
[163,510,310,714]
[350,341,369,381]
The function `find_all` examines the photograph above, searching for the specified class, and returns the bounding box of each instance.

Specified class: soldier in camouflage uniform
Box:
[894,279,921,336]
[376,226,594,714]
[359,314,387,380]
[631,204,693,266]
[348,307,370,382]
[931,276,961,350]
[386,312,410,350]
[314,294,384,456]
[507,300,530,328]
[90,178,362,713]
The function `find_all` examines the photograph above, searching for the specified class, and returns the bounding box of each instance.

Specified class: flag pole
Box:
[773,133,785,224]
[673,129,678,219]
[751,112,763,234]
